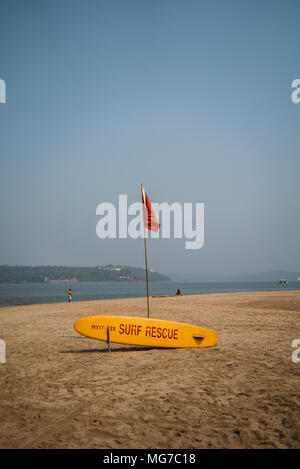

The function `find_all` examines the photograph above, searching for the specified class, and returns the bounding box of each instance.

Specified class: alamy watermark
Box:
[291,79,300,104]
[0,339,6,364]
[96,195,204,250]
[291,339,300,364]
[0,79,6,103]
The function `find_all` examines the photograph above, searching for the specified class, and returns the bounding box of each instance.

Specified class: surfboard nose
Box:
[74,317,85,335]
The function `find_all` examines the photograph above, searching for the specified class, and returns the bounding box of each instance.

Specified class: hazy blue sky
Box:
[0,0,299,276]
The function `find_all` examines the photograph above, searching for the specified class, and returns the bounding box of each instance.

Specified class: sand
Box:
[0,290,299,449]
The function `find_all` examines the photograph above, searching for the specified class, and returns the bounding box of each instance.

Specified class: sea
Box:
[0,281,299,307]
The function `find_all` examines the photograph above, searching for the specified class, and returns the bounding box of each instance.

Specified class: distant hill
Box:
[164,272,219,282]
[0,265,170,283]
[226,271,300,282]
[165,270,300,282]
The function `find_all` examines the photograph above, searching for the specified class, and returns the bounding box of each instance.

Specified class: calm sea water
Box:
[0,281,299,307]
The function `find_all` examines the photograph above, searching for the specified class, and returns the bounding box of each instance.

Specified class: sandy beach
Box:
[0,290,299,449]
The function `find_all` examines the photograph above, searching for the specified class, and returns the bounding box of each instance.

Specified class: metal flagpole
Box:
[141,184,150,318]
[143,232,150,318]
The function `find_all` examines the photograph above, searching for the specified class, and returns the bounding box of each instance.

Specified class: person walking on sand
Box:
[68,288,72,302]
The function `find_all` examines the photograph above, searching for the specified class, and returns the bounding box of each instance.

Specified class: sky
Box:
[0,0,299,277]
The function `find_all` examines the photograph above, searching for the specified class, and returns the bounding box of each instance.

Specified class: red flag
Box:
[141,185,160,232]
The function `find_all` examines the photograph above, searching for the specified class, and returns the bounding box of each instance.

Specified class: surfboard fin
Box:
[193,335,205,342]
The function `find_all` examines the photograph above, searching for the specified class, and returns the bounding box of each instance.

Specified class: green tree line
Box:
[0,265,170,283]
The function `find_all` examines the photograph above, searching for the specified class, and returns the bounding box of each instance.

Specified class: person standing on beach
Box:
[68,289,72,302]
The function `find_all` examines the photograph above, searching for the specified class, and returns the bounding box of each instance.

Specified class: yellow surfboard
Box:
[74,315,217,348]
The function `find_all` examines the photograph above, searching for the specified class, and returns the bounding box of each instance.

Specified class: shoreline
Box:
[0,286,299,310]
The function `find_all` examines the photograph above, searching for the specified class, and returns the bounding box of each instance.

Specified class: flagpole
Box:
[141,184,150,318]
[143,230,150,318]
